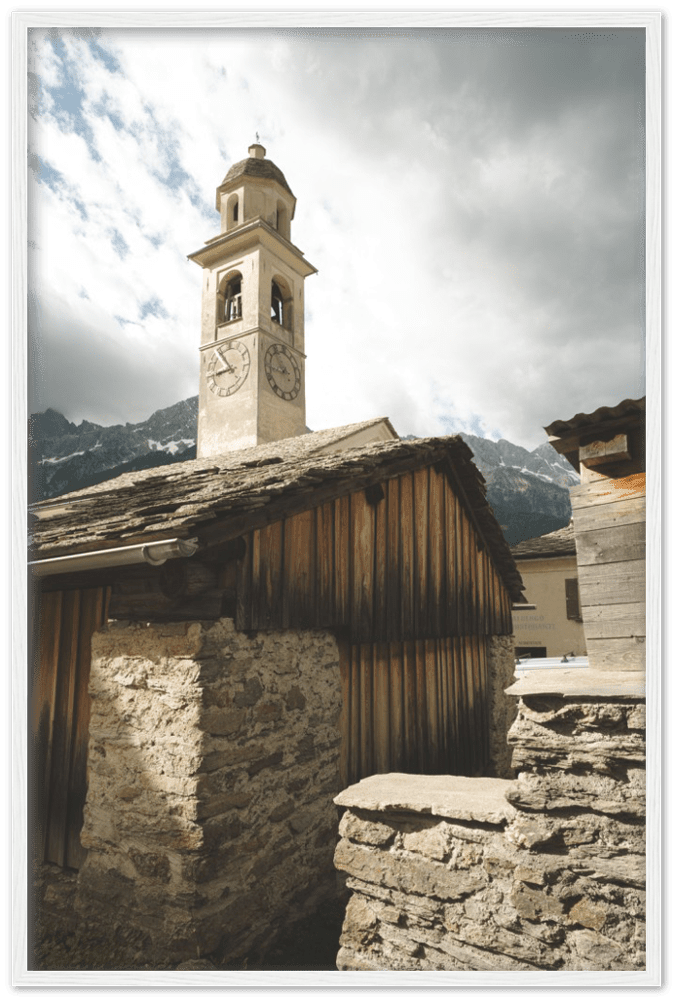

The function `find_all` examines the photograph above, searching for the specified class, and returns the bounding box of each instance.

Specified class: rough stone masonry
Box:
[334,674,646,972]
[74,617,342,966]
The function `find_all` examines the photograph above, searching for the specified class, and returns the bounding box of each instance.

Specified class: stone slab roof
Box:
[29,423,524,600]
[510,522,576,560]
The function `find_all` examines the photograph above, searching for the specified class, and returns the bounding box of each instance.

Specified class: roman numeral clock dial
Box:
[207,342,250,397]
[265,343,301,400]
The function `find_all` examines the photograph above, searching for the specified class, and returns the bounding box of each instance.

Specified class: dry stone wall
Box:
[75,617,341,966]
[334,683,646,972]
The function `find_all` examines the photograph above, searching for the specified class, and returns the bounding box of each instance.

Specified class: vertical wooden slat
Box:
[444,485,458,636]
[350,492,375,644]
[65,588,106,869]
[455,636,469,775]
[386,478,401,638]
[249,528,263,627]
[428,467,446,638]
[33,590,62,860]
[373,642,390,774]
[373,488,388,639]
[283,509,315,628]
[413,468,429,637]
[45,589,81,867]
[334,495,351,629]
[235,531,253,630]
[400,474,415,640]
[316,501,334,628]
[360,644,374,778]
[424,640,439,772]
[350,644,360,785]
[389,641,405,773]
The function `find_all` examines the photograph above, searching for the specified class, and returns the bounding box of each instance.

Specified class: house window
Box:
[515,647,547,659]
[565,578,582,621]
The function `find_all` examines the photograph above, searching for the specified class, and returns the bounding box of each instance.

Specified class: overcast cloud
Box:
[27,26,645,449]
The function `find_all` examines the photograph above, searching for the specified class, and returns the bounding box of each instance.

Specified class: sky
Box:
[26,25,647,451]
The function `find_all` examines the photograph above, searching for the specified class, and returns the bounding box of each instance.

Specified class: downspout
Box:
[28,537,200,578]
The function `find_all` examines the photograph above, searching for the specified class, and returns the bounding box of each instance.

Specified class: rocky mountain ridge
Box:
[28,400,578,545]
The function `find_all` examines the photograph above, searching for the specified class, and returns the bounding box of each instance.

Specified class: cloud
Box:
[27,26,646,450]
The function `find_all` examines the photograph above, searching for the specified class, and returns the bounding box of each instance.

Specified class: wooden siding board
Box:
[33,590,62,861]
[585,636,646,671]
[373,489,388,639]
[428,467,446,638]
[577,559,646,606]
[399,475,415,641]
[316,502,334,629]
[572,496,646,533]
[65,588,105,869]
[413,468,429,637]
[334,494,351,630]
[350,491,375,644]
[389,641,405,773]
[373,643,390,775]
[235,532,253,631]
[45,589,81,867]
[582,602,646,639]
[574,521,646,567]
[385,478,402,640]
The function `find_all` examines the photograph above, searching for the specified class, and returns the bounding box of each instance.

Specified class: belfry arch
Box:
[217,270,243,325]
[271,275,293,333]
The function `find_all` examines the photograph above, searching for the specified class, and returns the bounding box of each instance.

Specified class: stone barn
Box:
[30,427,524,967]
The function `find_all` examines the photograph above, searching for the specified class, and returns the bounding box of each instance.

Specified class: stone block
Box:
[201,707,246,736]
[510,884,565,922]
[338,811,396,847]
[334,839,482,901]
[284,685,307,710]
[567,896,607,930]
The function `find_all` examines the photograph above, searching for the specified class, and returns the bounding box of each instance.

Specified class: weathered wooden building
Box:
[545,396,646,671]
[30,428,523,881]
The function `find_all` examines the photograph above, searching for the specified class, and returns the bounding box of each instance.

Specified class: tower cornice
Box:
[187,217,317,276]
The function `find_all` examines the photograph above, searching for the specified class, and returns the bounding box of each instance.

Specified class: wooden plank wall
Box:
[237,464,513,643]
[340,635,490,787]
[571,472,646,671]
[31,586,109,869]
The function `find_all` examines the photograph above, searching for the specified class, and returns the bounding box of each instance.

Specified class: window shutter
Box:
[565,578,582,621]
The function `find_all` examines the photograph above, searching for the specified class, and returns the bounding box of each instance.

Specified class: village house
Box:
[510,522,587,661]
[29,145,526,969]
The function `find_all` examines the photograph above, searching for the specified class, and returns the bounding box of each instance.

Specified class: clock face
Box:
[206,341,250,396]
[264,343,301,400]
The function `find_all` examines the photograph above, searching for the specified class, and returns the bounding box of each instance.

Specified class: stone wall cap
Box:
[334,773,516,824]
[505,667,645,699]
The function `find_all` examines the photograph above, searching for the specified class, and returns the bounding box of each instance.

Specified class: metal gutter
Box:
[28,537,200,578]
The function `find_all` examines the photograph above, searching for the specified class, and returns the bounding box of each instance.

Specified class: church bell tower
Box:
[188,143,317,457]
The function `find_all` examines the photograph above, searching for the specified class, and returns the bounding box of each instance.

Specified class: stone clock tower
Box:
[188,143,317,457]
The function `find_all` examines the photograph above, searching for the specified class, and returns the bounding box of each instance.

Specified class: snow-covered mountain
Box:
[459,433,578,544]
[29,397,198,502]
[28,400,578,545]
